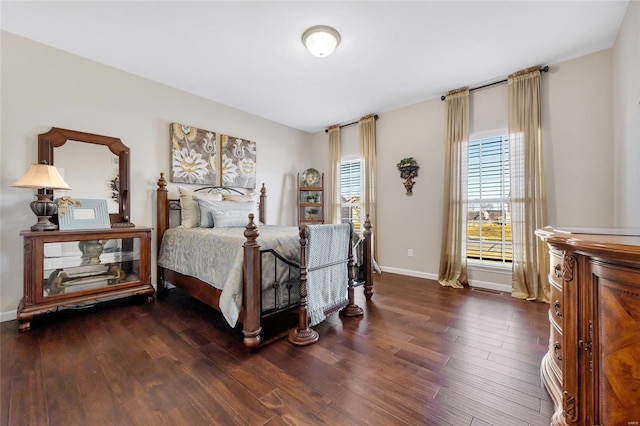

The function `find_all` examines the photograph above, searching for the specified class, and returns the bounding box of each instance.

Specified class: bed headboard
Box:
[156,172,266,248]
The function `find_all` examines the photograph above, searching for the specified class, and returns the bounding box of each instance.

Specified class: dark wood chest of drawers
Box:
[537,227,640,425]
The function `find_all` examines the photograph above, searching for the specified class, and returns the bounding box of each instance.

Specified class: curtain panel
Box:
[359,114,377,256]
[508,66,549,302]
[327,125,341,224]
[438,87,469,288]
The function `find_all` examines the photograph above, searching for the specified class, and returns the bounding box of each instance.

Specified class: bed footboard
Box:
[289,222,364,346]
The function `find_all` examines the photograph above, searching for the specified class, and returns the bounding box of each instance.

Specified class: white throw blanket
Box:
[305,223,351,326]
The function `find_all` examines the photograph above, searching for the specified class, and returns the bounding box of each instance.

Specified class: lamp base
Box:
[31,216,58,232]
[30,194,58,231]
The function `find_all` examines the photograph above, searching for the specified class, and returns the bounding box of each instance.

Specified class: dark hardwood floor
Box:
[1,273,553,425]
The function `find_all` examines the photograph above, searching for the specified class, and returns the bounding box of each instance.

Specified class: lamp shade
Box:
[12,163,71,190]
[302,25,340,57]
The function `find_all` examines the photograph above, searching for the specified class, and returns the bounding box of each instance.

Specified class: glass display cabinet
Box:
[18,227,154,331]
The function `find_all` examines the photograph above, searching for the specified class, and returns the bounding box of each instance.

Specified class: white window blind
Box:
[467,135,512,264]
[340,159,361,231]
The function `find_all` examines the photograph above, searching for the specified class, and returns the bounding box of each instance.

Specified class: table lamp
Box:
[12,162,71,231]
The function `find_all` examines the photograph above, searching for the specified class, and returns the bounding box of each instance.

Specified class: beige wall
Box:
[613,0,640,228]
[0,31,310,318]
[376,99,446,279]
[543,49,614,227]
[470,84,508,137]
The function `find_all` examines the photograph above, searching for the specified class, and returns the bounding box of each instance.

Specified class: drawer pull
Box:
[553,300,562,317]
[553,264,562,278]
[553,342,563,361]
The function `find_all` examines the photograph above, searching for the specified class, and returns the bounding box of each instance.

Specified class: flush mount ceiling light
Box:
[302,25,341,58]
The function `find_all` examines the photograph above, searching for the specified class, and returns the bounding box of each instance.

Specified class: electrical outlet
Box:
[408,249,413,257]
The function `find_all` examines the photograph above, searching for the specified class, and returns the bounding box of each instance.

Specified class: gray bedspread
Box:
[158,225,300,326]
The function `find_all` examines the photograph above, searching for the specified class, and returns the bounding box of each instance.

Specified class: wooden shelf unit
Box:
[297,172,325,225]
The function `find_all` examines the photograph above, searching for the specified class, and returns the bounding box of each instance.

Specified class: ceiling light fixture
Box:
[302,25,341,58]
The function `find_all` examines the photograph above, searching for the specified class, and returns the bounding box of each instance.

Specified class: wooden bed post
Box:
[156,173,169,297]
[259,183,266,225]
[363,215,374,300]
[288,225,319,346]
[341,222,364,317]
[242,214,262,349]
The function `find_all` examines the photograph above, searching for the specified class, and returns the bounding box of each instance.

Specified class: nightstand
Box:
[18,227,154,331]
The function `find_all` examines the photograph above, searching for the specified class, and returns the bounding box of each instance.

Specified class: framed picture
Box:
[220,134,256,189]
[58,199,111,231]
[170,123,218,185]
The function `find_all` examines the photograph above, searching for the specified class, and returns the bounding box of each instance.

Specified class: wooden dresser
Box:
[536,227,640,426]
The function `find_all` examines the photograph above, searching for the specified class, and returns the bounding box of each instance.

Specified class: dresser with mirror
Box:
[17,127,154,331]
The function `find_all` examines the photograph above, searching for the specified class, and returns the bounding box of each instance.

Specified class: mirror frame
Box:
[38,127,133,227]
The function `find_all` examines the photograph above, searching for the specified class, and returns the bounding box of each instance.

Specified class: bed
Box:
[155,173,374,349]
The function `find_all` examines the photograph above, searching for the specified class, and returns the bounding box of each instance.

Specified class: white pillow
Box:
[178,187,222,228]
[222,193,263,223]
[195,198,254,228]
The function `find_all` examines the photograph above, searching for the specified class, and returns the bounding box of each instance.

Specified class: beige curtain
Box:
[327,125,341,224]
[359,114,377,256]
[508,67,549,302]
[438,87,469,288]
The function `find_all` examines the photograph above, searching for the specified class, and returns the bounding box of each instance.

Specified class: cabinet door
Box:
[589,261,640,426]
[561,251,582,424]
[42,236,143,299]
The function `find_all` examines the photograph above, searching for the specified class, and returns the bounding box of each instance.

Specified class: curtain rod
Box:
[440,65,549,101]
[324,114,379,133]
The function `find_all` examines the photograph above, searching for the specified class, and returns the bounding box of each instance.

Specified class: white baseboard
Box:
[379,266,439,281]
[1,310,17,323]
[379,266,511,293]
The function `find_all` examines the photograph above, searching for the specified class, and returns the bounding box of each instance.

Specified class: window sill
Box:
[467,259,512,274]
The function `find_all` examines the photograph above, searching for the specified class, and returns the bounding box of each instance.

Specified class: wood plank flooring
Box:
[1,273,553,425]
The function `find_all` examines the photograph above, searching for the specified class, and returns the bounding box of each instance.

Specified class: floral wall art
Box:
[170,123,218,184]
[170,123,257,188]
[220,134,256,189]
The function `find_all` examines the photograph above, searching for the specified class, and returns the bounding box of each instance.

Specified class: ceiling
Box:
[1,1,629,133]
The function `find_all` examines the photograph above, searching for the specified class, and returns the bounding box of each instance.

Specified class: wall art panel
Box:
[220,134,256,189]
[170,123,218,184]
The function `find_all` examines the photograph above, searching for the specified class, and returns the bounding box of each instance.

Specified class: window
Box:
[340,159,361,231]
[467,135,512,264]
